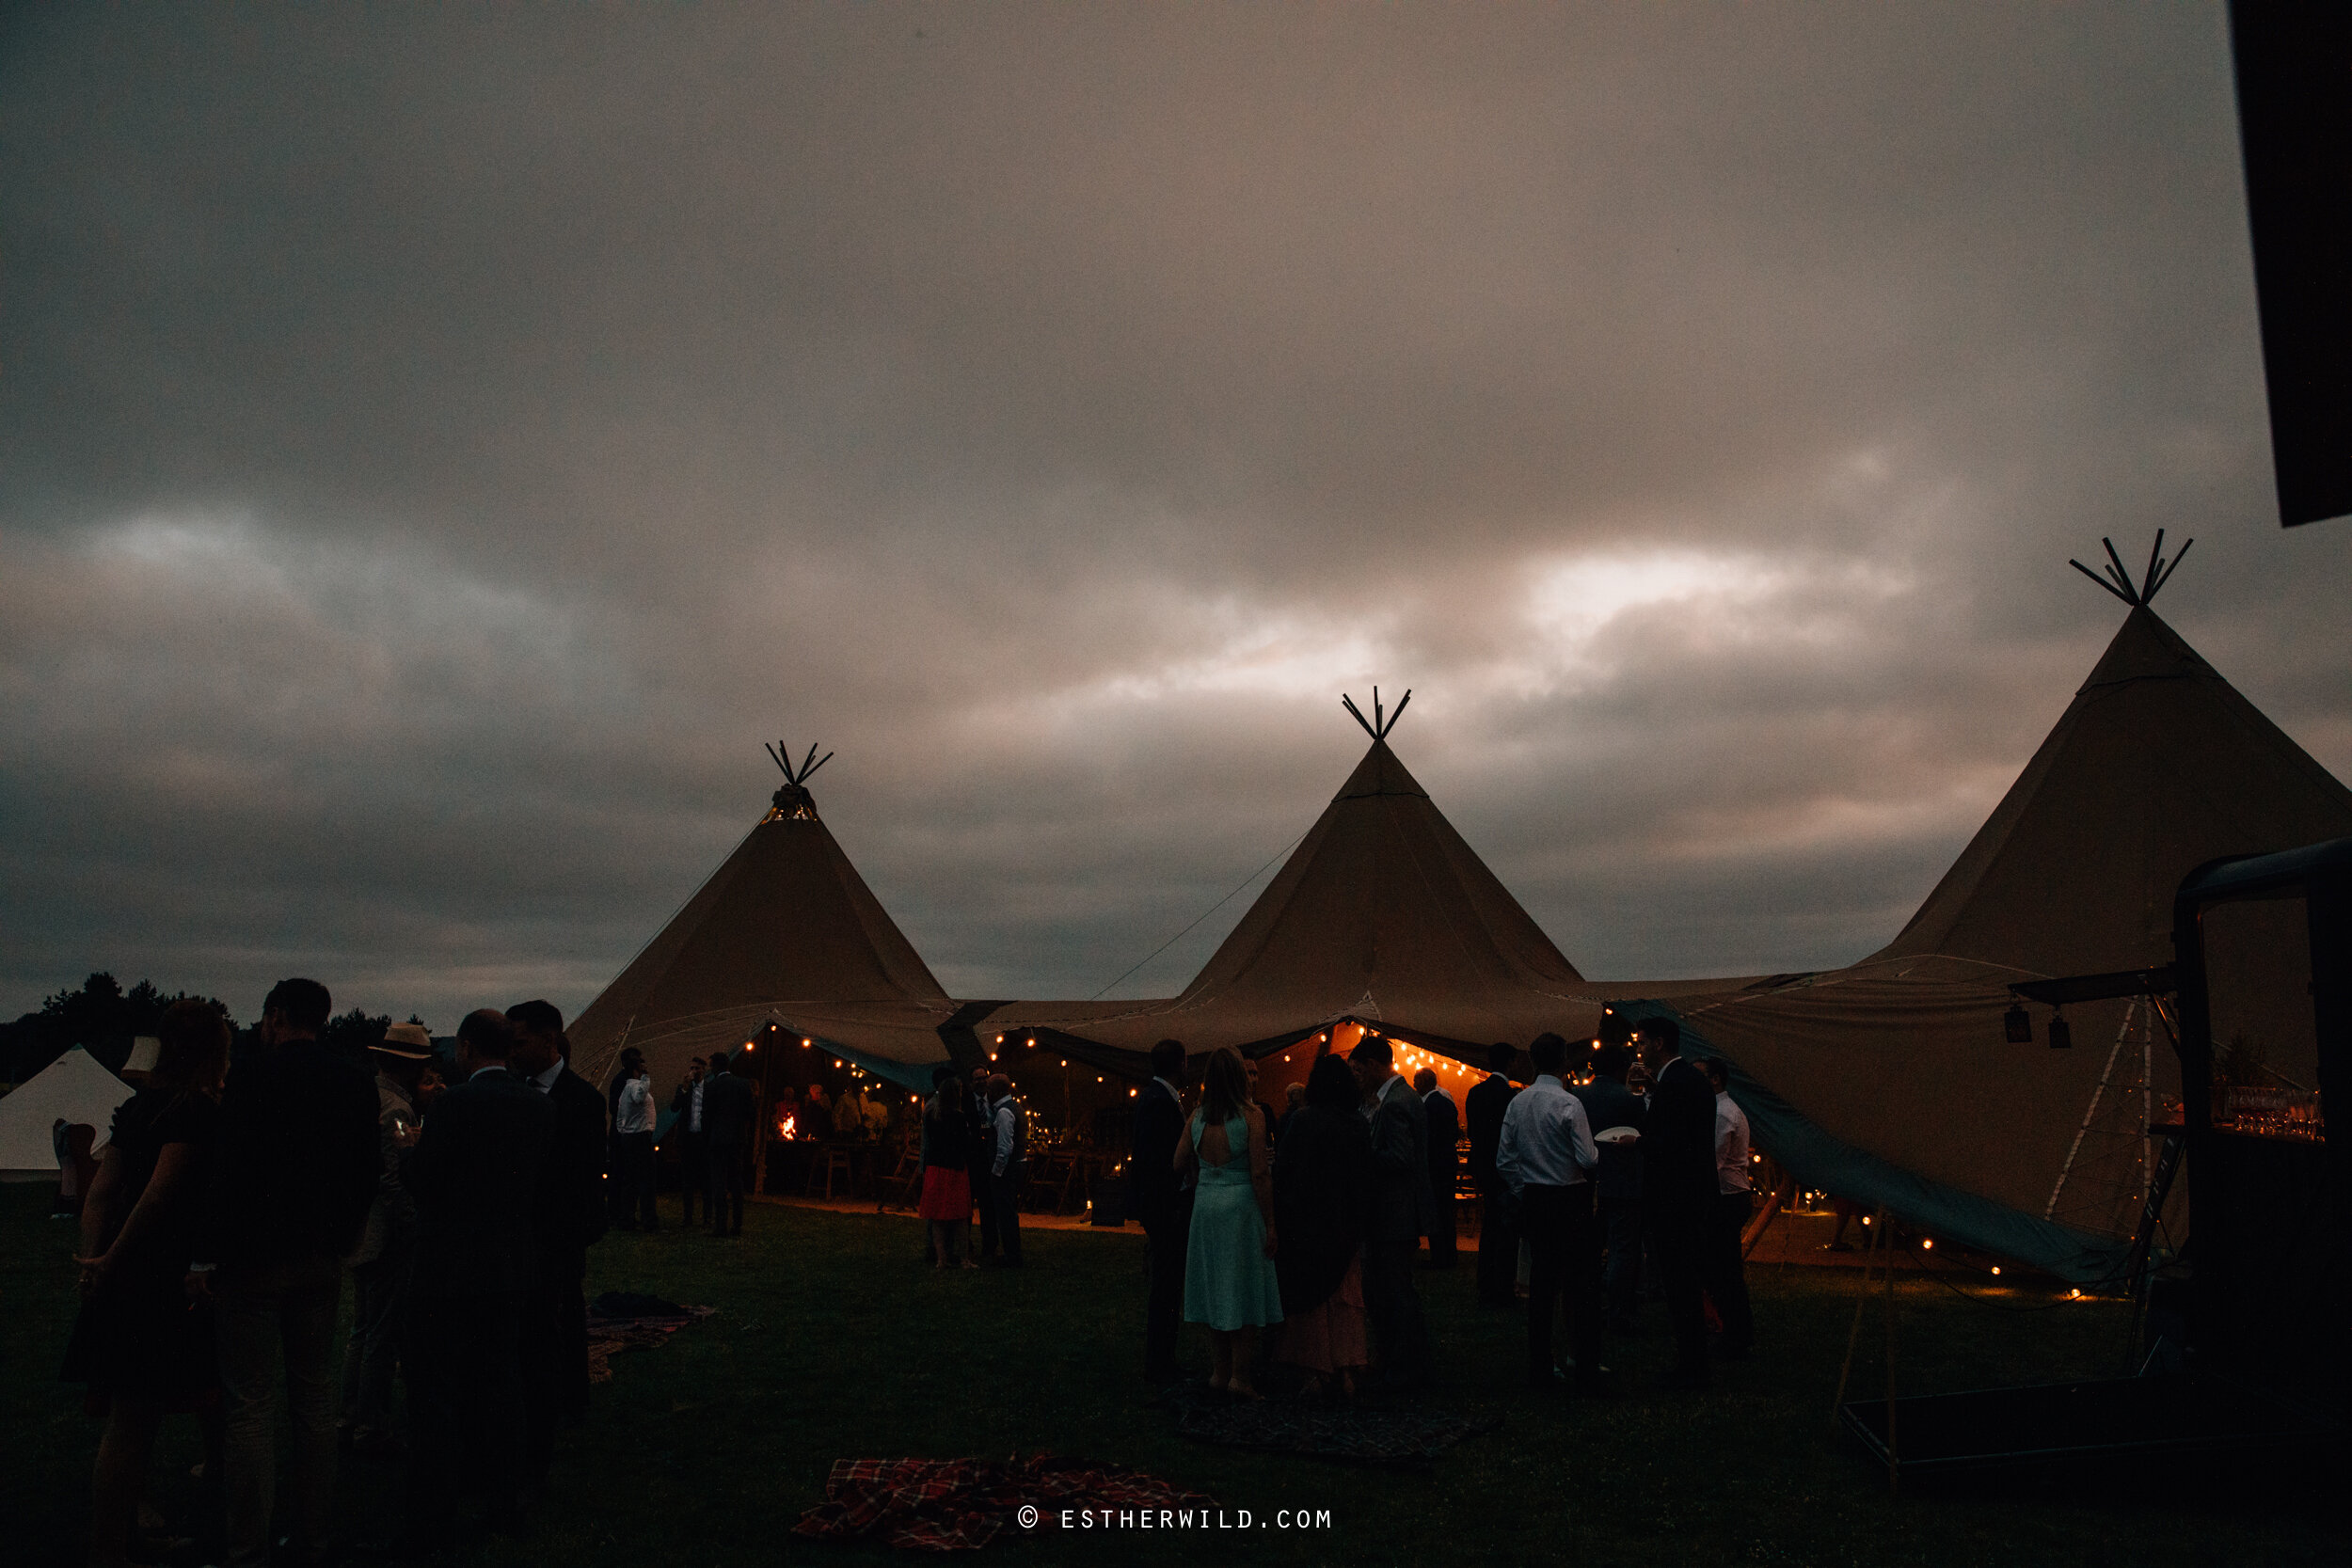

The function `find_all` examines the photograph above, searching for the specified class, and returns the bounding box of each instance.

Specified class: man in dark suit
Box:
[401,1009,555,1545]
[1465,1042,1520,1307]
[1415,1068,1460,1268]
[188,976,377,1568]
[1127,1037,1192,1384]
[506,999,609,1483]
[1353,1036,1435,1391]
[1574,1042,1647,1334]
[669,1056,710,1227]
[1636,1016,1719,1389]
[701,1050,756,1236]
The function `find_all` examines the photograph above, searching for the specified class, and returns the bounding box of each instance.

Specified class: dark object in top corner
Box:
[2229,0,2352,527]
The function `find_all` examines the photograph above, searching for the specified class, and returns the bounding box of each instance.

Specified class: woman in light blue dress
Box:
[1175,1046,1283,1396]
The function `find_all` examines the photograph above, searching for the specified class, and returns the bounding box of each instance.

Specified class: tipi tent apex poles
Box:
[2068,529,2193,608]
[1341,687,1411,742]
[764,740,833,786]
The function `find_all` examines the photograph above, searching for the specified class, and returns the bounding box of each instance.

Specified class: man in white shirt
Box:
[612,1058,658,1231]
[1701,1059,1755,1359]
[983,1074,1024,1268]
[1496,1032,1605,1394]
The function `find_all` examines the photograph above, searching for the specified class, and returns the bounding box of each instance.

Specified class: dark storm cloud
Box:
[4,4,2346,1026]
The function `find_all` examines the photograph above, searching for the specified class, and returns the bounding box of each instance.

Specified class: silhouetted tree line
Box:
[1,972,431,1086]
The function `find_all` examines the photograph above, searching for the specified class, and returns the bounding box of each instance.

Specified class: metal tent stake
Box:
[1824,1202,1901,1493]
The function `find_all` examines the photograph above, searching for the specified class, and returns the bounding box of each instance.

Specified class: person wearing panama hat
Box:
[342,1021,430,1455]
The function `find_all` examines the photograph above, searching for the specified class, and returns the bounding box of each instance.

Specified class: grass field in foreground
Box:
[2,1186,2339,1567]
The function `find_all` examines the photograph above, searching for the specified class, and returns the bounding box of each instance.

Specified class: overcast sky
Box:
[4,3,2346,1030]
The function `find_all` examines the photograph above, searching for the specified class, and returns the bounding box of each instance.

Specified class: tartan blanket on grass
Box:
[793,1456,1217,1552]
[583,1291,713,1384]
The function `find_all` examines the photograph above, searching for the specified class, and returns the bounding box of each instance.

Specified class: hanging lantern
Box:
[2003,1003,2032,1044]
[2047,1008,2074,1050]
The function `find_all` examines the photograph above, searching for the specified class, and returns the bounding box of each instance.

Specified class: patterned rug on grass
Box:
[793,1456,1218,1552]
[1161,1381,1503,1466]
[583,1291,713,1384]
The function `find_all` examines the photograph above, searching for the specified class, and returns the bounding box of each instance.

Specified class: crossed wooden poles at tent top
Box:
[2070,530,2193,608]
[1342,686,1411,741]
[765,740,833,786]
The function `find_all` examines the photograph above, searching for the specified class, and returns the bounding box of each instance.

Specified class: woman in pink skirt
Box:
[1273,1053,1375,1396]
[917,1070,978,1269]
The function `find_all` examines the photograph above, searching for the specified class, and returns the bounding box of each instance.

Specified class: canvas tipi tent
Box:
[981,691,1635,1074]
[0,1046,133,1178]
[568,744,959,1095]
[1631,539,2352,1282]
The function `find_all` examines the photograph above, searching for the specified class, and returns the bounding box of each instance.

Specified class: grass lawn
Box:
[4,1185,2338,1567]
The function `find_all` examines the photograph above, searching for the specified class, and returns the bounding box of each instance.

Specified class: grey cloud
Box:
[3,4,2347,1029]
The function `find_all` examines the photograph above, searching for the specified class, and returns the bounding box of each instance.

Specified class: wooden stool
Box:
[805,1146,853,1199]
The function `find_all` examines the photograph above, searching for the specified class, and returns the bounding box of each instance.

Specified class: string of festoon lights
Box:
[993,1032,1145,1098]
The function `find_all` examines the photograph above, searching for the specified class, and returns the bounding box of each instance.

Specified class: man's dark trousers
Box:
[1706,1191,1755,1354]
[991,1160,1025,1264]
[521,1246,586,1482]
[1523,1182,1602,1386]
[677,1131,708,1227]
[1362,1239,1434,1389]
[618,1132,657,1228]
[1141,1197,1190,1380]
[1427,1176,1458,1267]
[1650,1200,1710,1379]
[1599,1194,1644,1329]
[1476,1178,1518,1304]
[707,1148,744,1235]
[406,1292,527,1538]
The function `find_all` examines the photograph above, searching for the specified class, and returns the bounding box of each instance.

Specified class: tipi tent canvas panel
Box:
[1876,607,2352,974]
[1174,740,1584,1015]
[0,1046,133,1176]
[1636,599,2352,1278]
[570,787,952,1096]
[1621,996,2137,1284]
[987,736,1601,1069]
[1654,965,2170,1237]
